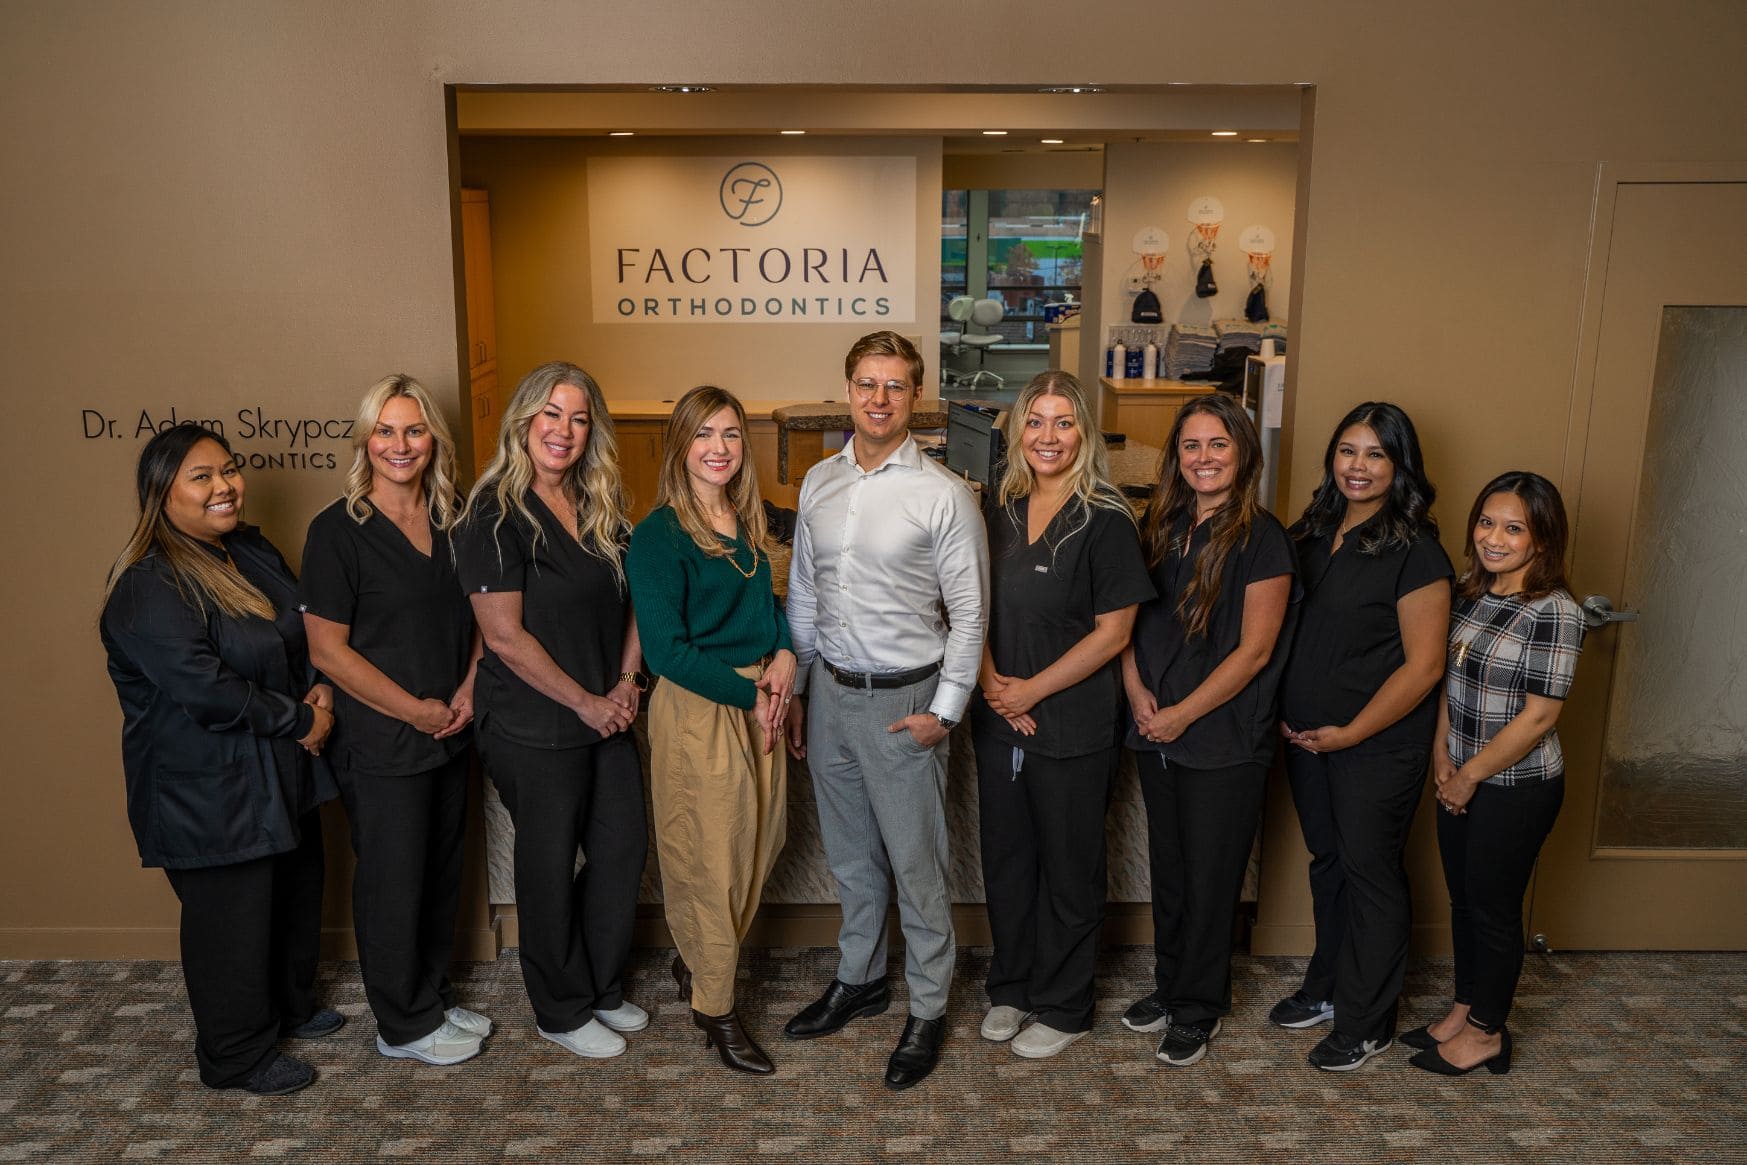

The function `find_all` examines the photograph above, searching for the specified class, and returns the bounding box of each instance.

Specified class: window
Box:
[941,188,1096,344]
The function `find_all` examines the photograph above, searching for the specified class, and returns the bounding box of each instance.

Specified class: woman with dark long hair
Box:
[1270,402,1452,1071]
[100,423,340,1096]
[1406,471,1583,1076]
[300,374,489,1067]
[626,385,796,1074]
[1119,393,1297,1068]
[972,371,1153,1060]
[454,361,648,1061]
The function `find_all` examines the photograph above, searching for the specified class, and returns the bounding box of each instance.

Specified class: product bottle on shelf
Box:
[1142,338,1159,379]
[1111,337,1128,381]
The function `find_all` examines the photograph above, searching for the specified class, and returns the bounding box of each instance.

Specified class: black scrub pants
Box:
[479,728,647,1034]
[1436,774,1564,1030]
[1284,741,1429,1041]
[336,751,469,1046]
[974,734,1114,1033]
[163,810,325,1088]
[1137,752,1267,1030]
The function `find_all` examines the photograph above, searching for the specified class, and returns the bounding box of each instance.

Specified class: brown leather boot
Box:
[693,1009,775,1075]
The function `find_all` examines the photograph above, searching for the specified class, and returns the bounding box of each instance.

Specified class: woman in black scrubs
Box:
[1272,402,1451,1071]
[1120,393,1297,1068]
[101,423,341,1096]
[301,374,488,1067]
[454,360,648,1061]
[973,371,1153,1060]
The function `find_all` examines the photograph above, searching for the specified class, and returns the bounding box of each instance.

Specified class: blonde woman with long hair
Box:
[972,371,1154,1060]
[626,384,797,1074]
[453,361,648,1061]
[1118,393,1298,1068]
[299,374,489,1067]
[100,423,340,1097]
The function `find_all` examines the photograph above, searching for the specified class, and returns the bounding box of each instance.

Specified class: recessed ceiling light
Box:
[651,85,714,94]
[780,129,806,135]
[608,131,635,137]
[1211,131,1239,137]
[1040,138,1064,144]
[1038,86,1104,94]
[982,130,1008,136]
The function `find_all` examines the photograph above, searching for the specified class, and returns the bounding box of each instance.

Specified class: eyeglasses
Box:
[850,378,913,399]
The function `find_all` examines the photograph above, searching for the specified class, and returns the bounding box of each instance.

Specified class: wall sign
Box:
[588,155,916,324]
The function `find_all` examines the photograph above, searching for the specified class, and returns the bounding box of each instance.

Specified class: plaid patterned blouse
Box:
[1444,589,1585,786]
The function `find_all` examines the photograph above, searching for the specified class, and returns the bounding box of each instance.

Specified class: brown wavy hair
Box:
[654,385,772,560]
[1456,470,1571,600]
[1139,393,1265,637]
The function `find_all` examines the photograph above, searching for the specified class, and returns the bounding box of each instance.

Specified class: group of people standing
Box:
[99,329,1582,1097]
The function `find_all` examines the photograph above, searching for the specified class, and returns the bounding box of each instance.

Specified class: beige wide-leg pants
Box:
[648,664,787,1017]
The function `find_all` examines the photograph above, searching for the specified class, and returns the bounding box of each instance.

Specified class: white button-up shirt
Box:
[787,435,988,722]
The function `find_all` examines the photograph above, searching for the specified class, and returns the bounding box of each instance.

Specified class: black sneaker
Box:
[1120,991,1172,1033]
[1307,1030,1393,1072]
[1267,991,1334,1029]
[1155,1018,1221,1067]
[234,1052,315,1096]
[284,1008,346,1039]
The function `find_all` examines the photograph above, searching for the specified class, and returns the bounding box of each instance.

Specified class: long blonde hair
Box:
[997,370,1134,549]
[459,361,628,580]
[342,374,461,529]
[654,385,772,560]
[103,423,275,621]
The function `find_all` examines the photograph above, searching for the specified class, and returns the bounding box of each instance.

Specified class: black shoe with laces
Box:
[1267,990,1334,1029]
[1155,1018,1221,1066]
[284,1008,346,1039]
[1307,1030,1393,1072]
[230,1052,315,1096]
[1120,990,1172,1033]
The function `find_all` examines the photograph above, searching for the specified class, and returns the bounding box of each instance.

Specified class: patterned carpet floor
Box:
[2,947,1744,1162]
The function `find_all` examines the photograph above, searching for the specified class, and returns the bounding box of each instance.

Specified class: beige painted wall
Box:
[460,135,944,401]
[5,0,1747,957]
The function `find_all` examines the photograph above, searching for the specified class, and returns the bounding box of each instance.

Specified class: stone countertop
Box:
[771,400,951,482]
[1107,440,1164,491]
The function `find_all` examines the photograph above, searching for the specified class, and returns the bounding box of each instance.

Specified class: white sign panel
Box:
[588,155,917,324]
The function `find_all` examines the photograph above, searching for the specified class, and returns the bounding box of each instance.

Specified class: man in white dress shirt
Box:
[781,330,988,1090]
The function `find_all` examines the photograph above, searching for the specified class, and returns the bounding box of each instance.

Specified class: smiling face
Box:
[164,437,245,545]
[367,394,434,490]
[685,403,744,500]
[1332,423,1395,516]
[846,353,918,457]
[1021,392,1081,484]
[1176,410,1237,511]
[1473,490,1537,592]
[526,382,591,480]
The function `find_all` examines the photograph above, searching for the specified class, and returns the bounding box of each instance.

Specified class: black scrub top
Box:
[453,490,628,751]
[101,526,336,870]
[1279,518,1453,754]
[298,498,473,777]
[1127,508,1299,768]
[974,496,1156,759]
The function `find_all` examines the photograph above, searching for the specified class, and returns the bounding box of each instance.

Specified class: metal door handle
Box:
[1581,593,1639,629]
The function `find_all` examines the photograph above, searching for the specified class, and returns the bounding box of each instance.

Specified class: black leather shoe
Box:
[1400,1024,1441,1051]
[884,1015,945,1091]
[784,979,890,1040]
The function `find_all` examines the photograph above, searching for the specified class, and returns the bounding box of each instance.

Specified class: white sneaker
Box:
[376,1020,483,1066]
[539,1018,626,1059]
[446,1006,493,1039]
[1011,1022,1088,1060]
[593,1000,649,1033]
[980,1005,1030,1043]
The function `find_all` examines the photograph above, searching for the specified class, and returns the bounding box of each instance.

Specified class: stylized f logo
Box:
[720,162,782,227]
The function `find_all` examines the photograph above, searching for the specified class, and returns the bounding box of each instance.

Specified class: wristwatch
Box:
[933,712,958,730]
[620,670,649,692]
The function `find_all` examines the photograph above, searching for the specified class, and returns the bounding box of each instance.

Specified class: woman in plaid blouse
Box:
[1406,471,1584,1076]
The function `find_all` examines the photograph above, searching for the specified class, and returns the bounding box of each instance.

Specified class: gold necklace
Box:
[722,538,758,580]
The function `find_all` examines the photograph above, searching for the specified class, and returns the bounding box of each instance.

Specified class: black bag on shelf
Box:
[1245,282,1269,322]
[1195,259,1218,298]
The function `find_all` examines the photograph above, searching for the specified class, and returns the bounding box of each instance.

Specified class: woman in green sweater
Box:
[626,384,797,1075]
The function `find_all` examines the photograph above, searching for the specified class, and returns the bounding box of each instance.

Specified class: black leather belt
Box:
[822,659,941,690]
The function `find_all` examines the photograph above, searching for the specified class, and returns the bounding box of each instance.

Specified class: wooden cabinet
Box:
[1098,377,1217,450]
[615,420,666,522]
[461,188,500,477]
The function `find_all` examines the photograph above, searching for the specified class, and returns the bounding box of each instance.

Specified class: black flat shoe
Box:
[1400,1024,1441,1051]
[783,979,890,1040]
[884,1015,945,1091]
[694,1009,775,1075]
[1408,1027,1512,1076]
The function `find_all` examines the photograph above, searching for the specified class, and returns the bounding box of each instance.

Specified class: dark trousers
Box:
[163,810,325,1087]
[974,734,1114,1033]
[479,729,647,1033]
[336,752,469,1046]
[1285,741,1429,1041]
[1137,752,1267,1029]
[1437,775,1564,1030]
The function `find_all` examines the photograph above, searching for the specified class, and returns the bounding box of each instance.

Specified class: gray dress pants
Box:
[807,660,955,1020]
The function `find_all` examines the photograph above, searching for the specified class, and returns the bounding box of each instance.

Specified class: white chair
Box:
[959,296,1006,389]
[940,295,975,388]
